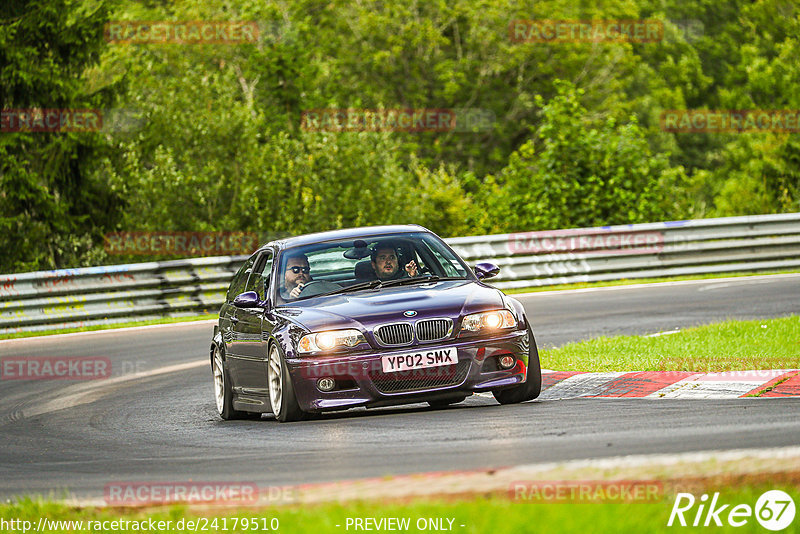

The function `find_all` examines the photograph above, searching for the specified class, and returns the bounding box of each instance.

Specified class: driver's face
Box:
[284,257,310,290]
[372,248,398,280]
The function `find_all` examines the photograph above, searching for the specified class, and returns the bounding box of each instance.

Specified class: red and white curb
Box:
[540,369,800,399]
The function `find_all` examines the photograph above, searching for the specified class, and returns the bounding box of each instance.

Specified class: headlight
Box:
[460,310,517,334]
[297,329,367,353]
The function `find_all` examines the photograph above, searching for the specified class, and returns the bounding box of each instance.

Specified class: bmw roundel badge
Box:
[403,310,417,317]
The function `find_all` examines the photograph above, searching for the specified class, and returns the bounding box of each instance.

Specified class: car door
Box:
[222,254,256,363]
[231,249,274,400]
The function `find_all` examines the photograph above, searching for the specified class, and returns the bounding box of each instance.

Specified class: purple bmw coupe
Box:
[211,225,541,422]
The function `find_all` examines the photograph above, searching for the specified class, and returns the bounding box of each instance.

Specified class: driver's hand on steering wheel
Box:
[290,283,305,298]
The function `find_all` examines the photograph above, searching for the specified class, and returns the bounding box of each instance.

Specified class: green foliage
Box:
[2,0,799,272]
[0,0,122,273]
[480,81,679,231]
[542,315,800,373]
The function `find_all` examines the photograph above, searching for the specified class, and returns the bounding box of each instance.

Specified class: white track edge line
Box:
[513,272,800,297]
[0,319,217,344]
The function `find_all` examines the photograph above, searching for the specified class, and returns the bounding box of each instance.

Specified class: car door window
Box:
[245,250,273,301]
[227,255,256,301]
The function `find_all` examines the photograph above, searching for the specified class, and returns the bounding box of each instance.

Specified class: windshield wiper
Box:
[379,275,465,288]
[316,279,383,297]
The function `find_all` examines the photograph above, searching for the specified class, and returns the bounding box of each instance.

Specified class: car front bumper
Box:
[286,329,531,412]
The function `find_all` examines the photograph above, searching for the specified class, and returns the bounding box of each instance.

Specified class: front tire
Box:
[267,343,307,422]
[493,325,542,404]
[212,345,248,420]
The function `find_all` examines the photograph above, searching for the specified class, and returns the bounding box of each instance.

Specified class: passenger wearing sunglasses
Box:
[281,253,312,300]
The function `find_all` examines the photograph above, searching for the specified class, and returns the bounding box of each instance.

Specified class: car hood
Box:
[275,280,504,332]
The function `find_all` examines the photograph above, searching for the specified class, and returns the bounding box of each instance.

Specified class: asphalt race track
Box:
[1,274,798,500]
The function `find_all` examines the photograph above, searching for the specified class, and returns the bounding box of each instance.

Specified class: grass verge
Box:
[2,480,797,533]
[0,314,218,341]
[540,315,800,372]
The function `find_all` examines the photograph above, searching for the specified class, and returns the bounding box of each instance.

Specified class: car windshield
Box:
[275,232,470,302]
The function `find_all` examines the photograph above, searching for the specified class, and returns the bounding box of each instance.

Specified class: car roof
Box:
[259,225,430,252]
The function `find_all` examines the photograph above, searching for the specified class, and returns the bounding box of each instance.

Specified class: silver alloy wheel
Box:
[213,348,225,415]
[268,345,283,416]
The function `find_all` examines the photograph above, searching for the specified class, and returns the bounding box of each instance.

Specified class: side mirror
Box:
[473,262,500,280]
[233,291,264,308]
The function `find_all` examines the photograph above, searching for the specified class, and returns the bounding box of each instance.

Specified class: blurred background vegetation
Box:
[1,0,799,272]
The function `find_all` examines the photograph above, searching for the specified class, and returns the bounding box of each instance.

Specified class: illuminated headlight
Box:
[297,329,366,353]
[460,310,517,333]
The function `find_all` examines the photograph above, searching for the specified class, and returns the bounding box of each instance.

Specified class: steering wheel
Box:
[297,280,342,298]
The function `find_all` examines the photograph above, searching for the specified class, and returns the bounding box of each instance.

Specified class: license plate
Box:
[381,347,458,373]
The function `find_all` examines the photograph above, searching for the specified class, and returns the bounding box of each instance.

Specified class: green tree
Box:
[4,0,800,272]
[480,81,683,232]
[0,0,121,272]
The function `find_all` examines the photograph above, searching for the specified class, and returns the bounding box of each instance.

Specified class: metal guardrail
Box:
[2,213,799,334]
[447,212,800,289]
[0,256,246,334]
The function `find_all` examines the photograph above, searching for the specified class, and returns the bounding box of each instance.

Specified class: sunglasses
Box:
[289,266,310,274]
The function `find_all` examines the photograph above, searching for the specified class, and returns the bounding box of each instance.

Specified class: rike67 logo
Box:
[668,490,796,530]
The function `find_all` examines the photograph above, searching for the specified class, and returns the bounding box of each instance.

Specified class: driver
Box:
[371,242,418,281]
[281,253,312,300]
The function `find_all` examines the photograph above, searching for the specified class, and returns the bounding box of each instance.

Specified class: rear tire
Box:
[268,343,307,422]
[493,325,542,404]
